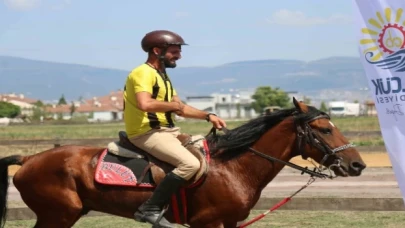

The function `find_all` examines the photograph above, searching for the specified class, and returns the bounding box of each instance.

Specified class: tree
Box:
[320,101,328,112]
[58,94,67,105]
[70,102,76,117]
[251,86,290,113]
[32,106,46,121]
[0,101,21,118]
[34,100,44,107]
[32,100,46,121]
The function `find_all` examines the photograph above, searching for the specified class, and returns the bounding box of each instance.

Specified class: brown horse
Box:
[0,99,366,228]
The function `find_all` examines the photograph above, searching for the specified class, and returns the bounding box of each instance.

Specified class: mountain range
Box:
[0,55,370,105]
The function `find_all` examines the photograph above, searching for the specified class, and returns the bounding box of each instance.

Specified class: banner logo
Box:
[360,8,405,72]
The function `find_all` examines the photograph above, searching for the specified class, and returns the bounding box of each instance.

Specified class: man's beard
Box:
[163,58,177,68]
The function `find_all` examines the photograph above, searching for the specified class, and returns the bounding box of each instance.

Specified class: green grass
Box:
[329,116,381,132]
[4,210,405,228]
[352,137,385,146]
[0,116,381,140]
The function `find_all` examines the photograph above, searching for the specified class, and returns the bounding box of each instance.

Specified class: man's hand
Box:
[208,114,227,129]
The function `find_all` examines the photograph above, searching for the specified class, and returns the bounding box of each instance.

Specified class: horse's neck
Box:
[227,120,297,192]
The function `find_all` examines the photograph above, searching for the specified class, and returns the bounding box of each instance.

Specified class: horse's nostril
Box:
[350,161,366,171]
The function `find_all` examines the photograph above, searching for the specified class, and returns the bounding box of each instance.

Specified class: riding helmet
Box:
[141,30,188,52]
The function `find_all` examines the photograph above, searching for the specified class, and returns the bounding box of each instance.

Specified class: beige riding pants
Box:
[129,127,200,181]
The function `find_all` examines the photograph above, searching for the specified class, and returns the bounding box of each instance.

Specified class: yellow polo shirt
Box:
[123,64,177,138]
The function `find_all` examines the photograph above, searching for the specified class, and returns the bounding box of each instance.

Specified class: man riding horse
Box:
[123,30,227,227]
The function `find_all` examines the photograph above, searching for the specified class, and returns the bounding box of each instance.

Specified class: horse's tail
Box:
[0,155,23,228]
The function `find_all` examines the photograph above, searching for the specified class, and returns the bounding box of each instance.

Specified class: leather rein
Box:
[207,113,355,179]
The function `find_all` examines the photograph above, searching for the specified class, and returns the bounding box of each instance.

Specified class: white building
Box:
[328,101,366,116]
[186,89,259,119]
[46,91,124,122]
[0,93,38,117]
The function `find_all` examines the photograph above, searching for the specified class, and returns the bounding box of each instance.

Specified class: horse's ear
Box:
[293,97,302,112]
[293,97,308,113]
[293,97,299,108]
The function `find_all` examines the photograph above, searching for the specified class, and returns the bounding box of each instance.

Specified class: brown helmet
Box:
[141,30,188,52]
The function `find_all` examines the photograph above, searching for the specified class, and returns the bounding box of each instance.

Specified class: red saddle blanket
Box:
[94,139,210,188]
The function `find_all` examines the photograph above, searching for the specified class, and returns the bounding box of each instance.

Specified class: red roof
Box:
[85,90,124,109]
[0,94,38,104]
[46,90,123,114]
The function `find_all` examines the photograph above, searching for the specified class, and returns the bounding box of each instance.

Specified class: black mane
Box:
[206,106,326,161]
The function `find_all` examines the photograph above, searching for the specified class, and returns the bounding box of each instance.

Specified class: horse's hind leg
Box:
[27,190,83,228]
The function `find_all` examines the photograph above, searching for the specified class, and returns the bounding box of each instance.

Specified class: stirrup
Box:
[152,206,169,228]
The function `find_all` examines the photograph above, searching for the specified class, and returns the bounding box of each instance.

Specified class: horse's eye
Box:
[320,128,332,135]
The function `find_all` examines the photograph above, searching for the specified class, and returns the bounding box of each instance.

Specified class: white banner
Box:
[353,0,405,204]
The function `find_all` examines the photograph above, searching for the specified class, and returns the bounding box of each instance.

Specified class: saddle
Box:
[106,131,209,187]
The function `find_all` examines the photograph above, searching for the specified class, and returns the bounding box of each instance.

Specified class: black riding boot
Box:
[134,172,186,228]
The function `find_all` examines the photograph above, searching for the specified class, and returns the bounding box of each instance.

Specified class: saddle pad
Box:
[94,149,155,188]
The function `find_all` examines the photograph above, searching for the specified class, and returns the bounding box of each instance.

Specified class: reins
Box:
[236,176,316,228]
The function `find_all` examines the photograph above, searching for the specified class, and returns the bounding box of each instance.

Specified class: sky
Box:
[0,0,360,70]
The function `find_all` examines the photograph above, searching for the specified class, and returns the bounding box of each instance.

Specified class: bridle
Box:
[290,112,355,178]
[210,112,355,179]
